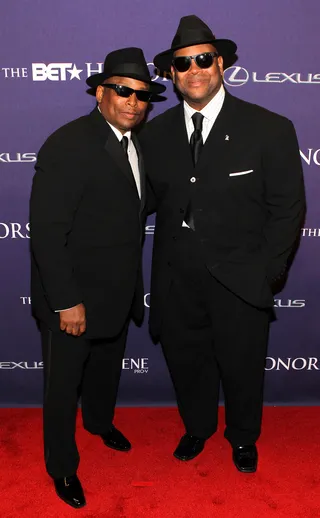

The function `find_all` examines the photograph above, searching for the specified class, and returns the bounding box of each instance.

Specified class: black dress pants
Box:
[40,321,128,478]
[160,228,270,446]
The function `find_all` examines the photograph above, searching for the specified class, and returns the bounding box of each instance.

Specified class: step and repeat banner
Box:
[1,0,319,405]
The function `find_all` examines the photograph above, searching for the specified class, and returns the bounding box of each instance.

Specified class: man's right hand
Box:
[60,303,86,336]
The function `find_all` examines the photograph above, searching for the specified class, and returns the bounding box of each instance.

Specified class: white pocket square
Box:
[229,169,254,177]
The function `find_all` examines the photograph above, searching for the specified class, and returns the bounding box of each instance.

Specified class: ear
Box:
[96,85,103,104]
[170,65,176,85]
[218,56,224,76]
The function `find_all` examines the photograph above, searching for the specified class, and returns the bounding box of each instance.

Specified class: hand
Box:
[60,303,86,336]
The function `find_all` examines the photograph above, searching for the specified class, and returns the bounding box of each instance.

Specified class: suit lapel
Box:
[168,104,194,177]
[196,91,236,172]
[104,130,138,192]
[89,108,139,195]
[168,98,236,176]
[178,103,193,162]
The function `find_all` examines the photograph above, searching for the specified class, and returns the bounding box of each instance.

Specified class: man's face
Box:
[171,44,224,110]
[96,76,149,133]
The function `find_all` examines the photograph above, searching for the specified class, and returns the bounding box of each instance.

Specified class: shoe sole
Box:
[103,442,131,452]
[234,464,257,473]
[55,491,86,509]
[173,448,204,461]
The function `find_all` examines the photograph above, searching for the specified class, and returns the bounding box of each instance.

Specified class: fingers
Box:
[59,304,86,336]
[61,323,76,335]
[60,317,86,336]
[60,321,67,332]
[70,325,79,336]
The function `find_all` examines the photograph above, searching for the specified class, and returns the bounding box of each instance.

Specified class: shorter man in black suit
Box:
[30,47,165,508]
[140,16,305,472]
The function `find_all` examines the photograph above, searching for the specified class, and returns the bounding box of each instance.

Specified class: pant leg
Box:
[81,322,129,434]
[40,323,90,478]
[160,229,221,439]
[208,278,270,446]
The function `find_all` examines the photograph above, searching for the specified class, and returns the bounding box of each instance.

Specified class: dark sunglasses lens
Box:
[173,57,191,72]
[135,90,151,102]
[116,85,132,97]
[195,53,214,69]
[116,85,150,102]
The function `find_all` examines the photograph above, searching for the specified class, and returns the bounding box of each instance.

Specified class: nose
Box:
[127,93,138,106]
[189,58,200,74]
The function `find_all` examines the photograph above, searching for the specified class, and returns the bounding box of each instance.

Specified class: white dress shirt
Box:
[182,84,225,228]
[183,84,225,143]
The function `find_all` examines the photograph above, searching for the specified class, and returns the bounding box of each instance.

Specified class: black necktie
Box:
[184,112,204,230]
[190,112,204,165]
[121,136,129,156]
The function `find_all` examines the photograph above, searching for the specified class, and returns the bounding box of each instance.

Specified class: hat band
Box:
[109,62,150,80]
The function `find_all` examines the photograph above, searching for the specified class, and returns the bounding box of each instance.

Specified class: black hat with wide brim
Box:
[86,47,166,97]
[154,15,237,73]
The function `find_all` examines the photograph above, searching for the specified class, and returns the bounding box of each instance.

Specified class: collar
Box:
[183,84,225,122]
[97,106,131,142]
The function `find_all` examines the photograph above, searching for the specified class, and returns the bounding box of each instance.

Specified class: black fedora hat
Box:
[154,15,237,72]
[86,47,166,96]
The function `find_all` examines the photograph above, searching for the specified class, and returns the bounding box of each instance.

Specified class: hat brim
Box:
[154,38,237,73]
[86,71,166,95]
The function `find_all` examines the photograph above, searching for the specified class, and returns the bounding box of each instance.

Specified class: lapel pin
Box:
[225,134,230,141]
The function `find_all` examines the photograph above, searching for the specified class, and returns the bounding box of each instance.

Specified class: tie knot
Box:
[121,136,129,154]
[192,112,204,132]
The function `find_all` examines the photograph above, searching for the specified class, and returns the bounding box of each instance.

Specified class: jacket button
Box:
[167,261,171,267]
[172,236,177,240]
[190,177,196,183]
[180,208,184,213]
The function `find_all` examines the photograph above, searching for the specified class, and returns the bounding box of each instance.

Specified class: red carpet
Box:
[0,407,319,518]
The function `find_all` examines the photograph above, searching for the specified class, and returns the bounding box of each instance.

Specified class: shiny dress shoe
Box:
[101,424,131,451]
[54,474,86,508]
[173,433,206,461]
[233,444,258,473]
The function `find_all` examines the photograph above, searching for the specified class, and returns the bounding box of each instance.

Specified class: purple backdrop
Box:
[1,0,319,405]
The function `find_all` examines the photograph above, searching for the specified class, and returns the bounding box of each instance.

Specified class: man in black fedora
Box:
[140,15,305,471]
[30,47,165,508]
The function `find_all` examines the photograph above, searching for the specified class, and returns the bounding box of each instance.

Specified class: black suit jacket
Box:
[140,91,305,338]
[30,108,146,339]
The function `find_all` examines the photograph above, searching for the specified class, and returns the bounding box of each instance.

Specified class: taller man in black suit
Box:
[30,47,165,508]
[140,16,305,472]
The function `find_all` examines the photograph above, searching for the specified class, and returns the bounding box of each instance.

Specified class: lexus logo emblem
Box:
[223,66,250,87]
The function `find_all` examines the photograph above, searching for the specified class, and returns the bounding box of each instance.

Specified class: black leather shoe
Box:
[54,474,86,508]
[173,434,206,461]
[101,424,131,451]
[233,445,258,473]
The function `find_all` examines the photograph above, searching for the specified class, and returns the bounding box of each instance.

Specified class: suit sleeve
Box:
[262,118,306,281]
[30,140,86,311]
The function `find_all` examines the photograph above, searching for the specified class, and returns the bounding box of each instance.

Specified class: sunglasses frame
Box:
[101,83,152,102]
[172,51,219,72]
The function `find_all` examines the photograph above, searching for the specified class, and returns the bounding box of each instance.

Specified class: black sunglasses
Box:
[101,83,152,102]
[172,51,219,73]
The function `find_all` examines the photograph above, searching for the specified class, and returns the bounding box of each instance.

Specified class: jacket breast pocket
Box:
[227,164,263,196]
[229,169,254,177]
